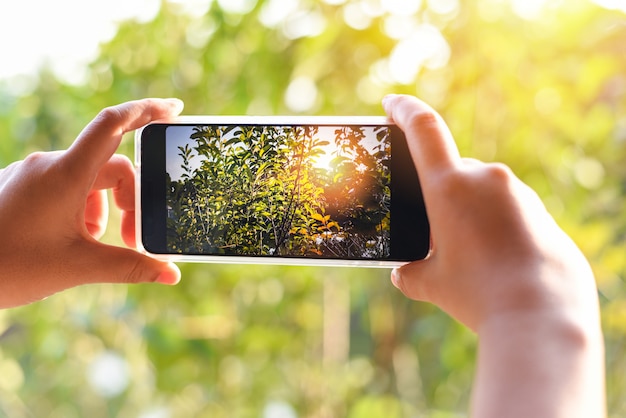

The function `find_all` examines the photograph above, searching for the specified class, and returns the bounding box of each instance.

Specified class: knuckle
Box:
[437,168,469,198]
[480,162,518,191]
[22,151,47,167]
[22,152,62,183]
[484,162,514,180]
[97,105,124,123]
[405,108,440,131]
[436,162,517,199]
[463,161,515,187]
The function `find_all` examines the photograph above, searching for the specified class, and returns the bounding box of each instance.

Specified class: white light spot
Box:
[359,0,385,17]
[217,0,257,14]
[381,0,422,15]
[284,76,318,112]
[510,0,548,19]
[139,407,171,418]
[593,0,626,13]
[263,401,298,418]
[0,0,160,83]
[282,10,326,39]
[388,24,450,84]
[169,0,214,18]
[259,0,301,27]
[427,0,459,15]
[370,58,395,85]
[185,18,218,49]
[574,157,605,190]
[87,351,130,398]
[383,14,420,40]
[1,74,38,97]
[343,3,372,30]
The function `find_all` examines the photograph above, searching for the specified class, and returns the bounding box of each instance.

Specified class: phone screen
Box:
[138,119,430,265]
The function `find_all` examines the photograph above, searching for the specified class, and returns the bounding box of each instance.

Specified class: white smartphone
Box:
[135,116,430,267]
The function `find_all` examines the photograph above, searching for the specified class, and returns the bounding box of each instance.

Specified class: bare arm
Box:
[383,94,605,417]
[473,311,604,417]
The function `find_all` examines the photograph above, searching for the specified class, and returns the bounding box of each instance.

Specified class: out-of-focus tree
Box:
[0,0,625,416]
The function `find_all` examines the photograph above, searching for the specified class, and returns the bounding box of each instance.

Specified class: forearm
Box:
[471,312,605,418]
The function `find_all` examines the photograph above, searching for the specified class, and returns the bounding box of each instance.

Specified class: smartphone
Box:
[136,116,430,267]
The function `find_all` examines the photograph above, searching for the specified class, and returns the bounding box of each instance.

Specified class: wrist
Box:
[473,309,605,418]
[477,307,603,352]
[475,254,601,337]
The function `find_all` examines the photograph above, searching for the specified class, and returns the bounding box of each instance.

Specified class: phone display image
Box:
[138,117,430,266]
[165,124,391,259]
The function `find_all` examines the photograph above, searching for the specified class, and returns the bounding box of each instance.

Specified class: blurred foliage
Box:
[0,0,625,416]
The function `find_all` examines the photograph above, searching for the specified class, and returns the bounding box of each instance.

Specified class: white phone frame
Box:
[135,115,423,268]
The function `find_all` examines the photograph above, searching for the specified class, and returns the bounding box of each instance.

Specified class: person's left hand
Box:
[0,98,184,308]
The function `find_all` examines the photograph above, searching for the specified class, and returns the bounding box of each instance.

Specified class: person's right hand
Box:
[383,94,600,332]
[383,94,605,418]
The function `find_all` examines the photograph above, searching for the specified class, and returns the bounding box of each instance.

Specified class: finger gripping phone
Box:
[136,116,430,267]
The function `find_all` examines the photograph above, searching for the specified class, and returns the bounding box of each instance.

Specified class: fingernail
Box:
[391,268,400,288]
[382,94,398,109]
[166,98,185,112]
[381,94,394,108]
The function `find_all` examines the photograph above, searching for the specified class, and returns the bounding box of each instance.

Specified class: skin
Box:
[0,98,184,308]
[383,94,605,417]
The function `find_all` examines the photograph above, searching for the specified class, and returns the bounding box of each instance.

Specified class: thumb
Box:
[65,98,184,179]
[72,241,181,286]
[391,258,439,303]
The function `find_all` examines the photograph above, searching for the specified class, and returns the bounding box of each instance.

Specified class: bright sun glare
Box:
[0,0,160,84]
[312,148,336,171]
[311,127,340,171]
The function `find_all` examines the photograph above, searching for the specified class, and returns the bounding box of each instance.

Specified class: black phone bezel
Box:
[139,122,430,263]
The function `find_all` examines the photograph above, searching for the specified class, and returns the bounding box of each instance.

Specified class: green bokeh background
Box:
[0,0,625,416]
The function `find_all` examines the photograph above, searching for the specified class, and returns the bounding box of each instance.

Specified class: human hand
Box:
[382,94,600,333]
[0,98,184,308]
[383,94,605,417]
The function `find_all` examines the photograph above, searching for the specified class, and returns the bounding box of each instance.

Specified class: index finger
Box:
[65,98,184,173]
[382,94,461,179]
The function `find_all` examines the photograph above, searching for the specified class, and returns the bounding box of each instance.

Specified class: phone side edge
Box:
[134,125,145,255]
